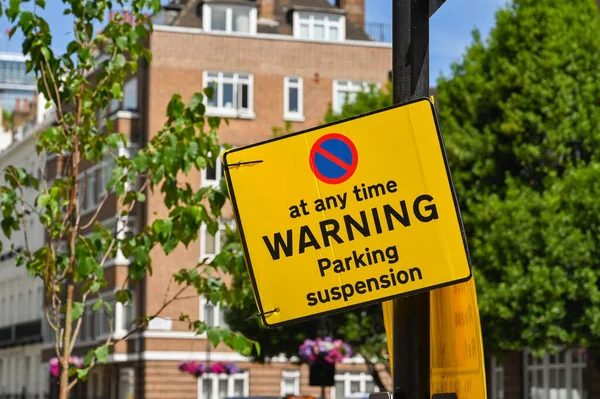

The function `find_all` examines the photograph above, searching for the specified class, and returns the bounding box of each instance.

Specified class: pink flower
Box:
[48,356,83,377]
[210,363,227,374]
[298,337,352,364]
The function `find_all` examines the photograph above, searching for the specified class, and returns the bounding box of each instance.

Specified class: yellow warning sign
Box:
[430,279,487,398]
[223,98,472,327]
[382,279,487,398]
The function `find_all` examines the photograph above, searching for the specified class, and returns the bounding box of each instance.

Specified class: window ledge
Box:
[206,108,256,120]
[283,114,305,122]
[108,110,140,120]
[293,36,345,43]
[206,30,257,36]
[200,181,220,189]
[200,254,216,263]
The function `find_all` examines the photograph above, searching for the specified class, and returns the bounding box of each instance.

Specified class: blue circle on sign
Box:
[309,133,358,184]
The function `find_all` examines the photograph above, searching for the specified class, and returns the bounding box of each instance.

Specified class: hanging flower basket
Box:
[298,336,353,365]
[299,337,353,388]
[178,361,238,377]
[48,356,84,378]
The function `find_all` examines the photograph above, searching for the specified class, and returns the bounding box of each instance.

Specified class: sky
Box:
[365,0,509,82]
[0,0,509,84]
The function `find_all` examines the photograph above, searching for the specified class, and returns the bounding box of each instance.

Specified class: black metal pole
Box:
[391,1,430,399]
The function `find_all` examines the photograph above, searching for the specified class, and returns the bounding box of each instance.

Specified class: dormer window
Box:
[202,4,257,34]
[293,12,345,41]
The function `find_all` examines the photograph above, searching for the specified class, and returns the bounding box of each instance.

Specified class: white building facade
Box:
[0,130,49,398]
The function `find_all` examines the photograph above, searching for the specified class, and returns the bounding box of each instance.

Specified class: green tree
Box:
[323,83,392,124]
[437,0,600,356]
[2,108,12,129]
[0,2,254,398]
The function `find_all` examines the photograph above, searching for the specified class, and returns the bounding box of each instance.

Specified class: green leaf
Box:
[92,300,103,311]
[115,35,128,50]
[1,216,15,237]
[84,349,95,367]
[136,192,146,203]
[114,53,126,69]
[7,0,20,19]
[20,12,34,30]
[132,153,149,172]
[90,281,101,294]
[116,289,132,304]
[40,47,51,61]
[233,333,248,354]
[203,86,215,100]
[76,368,89,381]
[166,94,184,119]
[72,302,84,321]
[111,82,122,99]
[254,341,261,356]
[207,327,220,347]
[189,93,204,114]
[95,345,109,363]
[75,257,96,277]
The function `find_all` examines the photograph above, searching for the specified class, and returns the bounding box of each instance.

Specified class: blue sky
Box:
[365,0,509,82]
[0,0,508,84]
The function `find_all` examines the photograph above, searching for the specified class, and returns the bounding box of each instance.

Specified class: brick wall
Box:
[144,360,384,399]
[147,29,391,146]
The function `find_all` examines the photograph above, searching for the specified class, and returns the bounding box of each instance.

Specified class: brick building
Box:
[0,0,392,398]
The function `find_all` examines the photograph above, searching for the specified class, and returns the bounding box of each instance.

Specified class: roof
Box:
[163,0,371,41]
[0,52,29,62]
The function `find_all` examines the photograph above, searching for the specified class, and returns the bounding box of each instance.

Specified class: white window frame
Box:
[82,302,93,342]
[87,368,104,399]
[283,77,305,122]
[92,290,135,341]
[99,155,115,197]
[201,146,226,188]
[200,219,234,261]
[523,348,587,399]
[123,78,138,111]
[198,296,229,338]
[203,71,255,119]
[198,371,249,399]
[93,295,116,340]
[490,355,504,399]
[332,80,380,115]
[202,4,257,35]
[118,368,134,399]
[85,172,97,213]
[280,370,301,396]
[293,11,345,42]
[332,372,378,399]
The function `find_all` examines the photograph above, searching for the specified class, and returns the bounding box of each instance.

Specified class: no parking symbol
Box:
[309,133,358,184]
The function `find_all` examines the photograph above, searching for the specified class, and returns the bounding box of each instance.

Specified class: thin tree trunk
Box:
[59,282,74,399]
[60,135,80,399]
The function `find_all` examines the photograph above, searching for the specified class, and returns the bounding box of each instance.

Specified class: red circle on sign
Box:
[309,133,358,184]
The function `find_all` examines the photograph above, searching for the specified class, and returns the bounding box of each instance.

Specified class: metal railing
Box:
[364,22,392,43]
